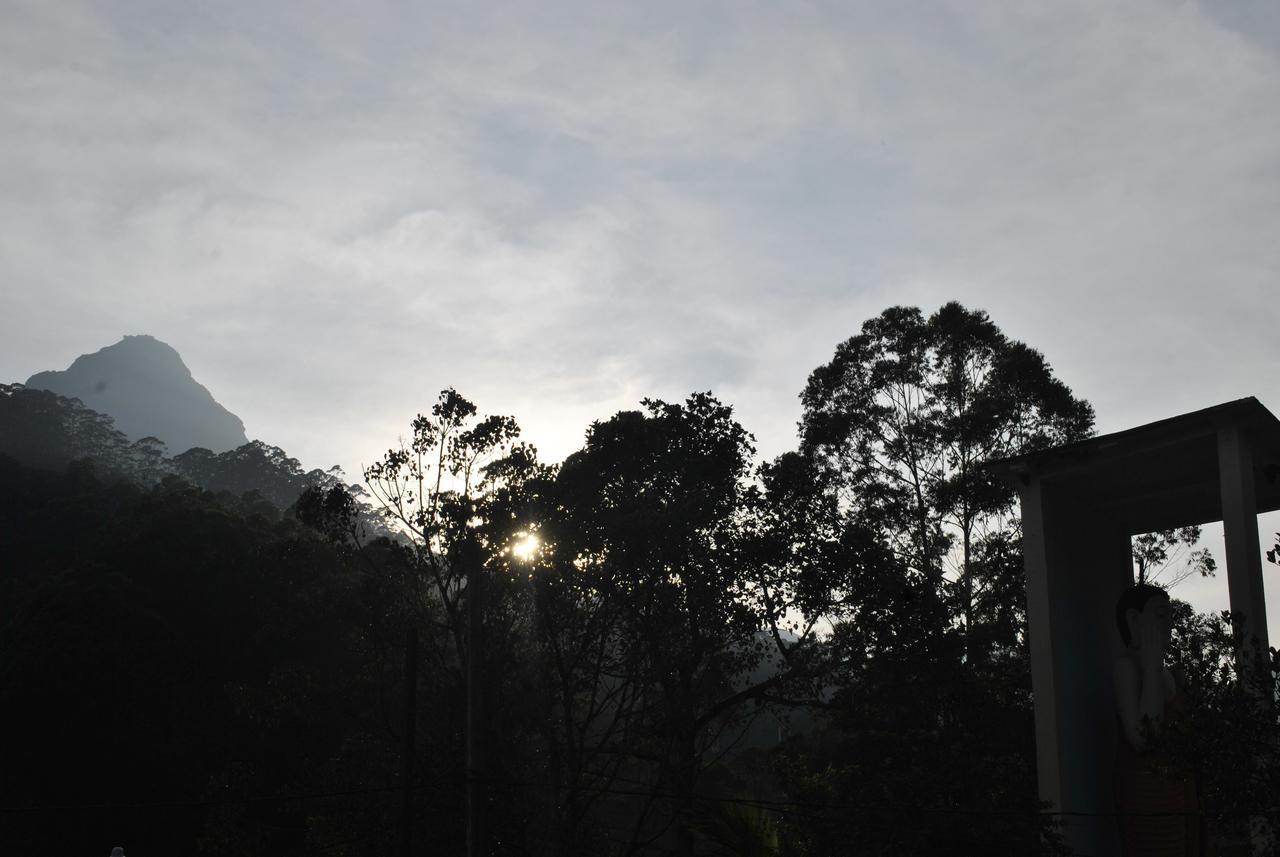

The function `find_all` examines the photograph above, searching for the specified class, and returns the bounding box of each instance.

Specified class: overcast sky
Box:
[3,0,1279,622]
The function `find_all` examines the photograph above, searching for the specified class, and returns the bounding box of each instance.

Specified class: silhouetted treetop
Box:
[799,301,1094,583]
[0,382,142,476]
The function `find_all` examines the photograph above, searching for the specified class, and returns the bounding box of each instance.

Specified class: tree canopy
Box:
[4,302,1275,856]
[798,302,1094,653]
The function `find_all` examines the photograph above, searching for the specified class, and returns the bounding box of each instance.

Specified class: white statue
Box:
[1111,583,1204,857]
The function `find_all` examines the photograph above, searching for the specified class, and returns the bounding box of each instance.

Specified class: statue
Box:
[1111,583,1205,856]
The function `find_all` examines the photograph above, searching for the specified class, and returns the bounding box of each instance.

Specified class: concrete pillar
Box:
[1218,425,1270,658]
[1218,425,1275,857]
[1019,477,1062,812]
[1021,478,1132,857]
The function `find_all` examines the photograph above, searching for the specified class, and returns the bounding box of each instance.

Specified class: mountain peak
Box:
[26,335,248,454]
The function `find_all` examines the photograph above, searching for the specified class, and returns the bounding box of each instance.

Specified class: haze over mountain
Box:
[25,335,247,454]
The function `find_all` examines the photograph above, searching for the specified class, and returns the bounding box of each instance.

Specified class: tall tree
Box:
[543,394,810,856]
[362,389,553,853]
[798,302,1094,658]
[362,388,532,655]
[775,303,1094,856]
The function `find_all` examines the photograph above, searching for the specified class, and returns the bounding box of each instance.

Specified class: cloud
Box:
[5,0,1280,632]
[3,0,1278,472]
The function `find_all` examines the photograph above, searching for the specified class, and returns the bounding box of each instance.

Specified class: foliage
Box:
[689,800,780,857]
[1132,525,1217,587]
[360,390,825,855]
[798,302,1093,637]
[537,394,804,853]
[1158,599,1280,856]
[362,389,573,852]
[0,381,390,536]
[293,482,364,544]
[0,454,426,855]
[362,388,536,661]
[769,302,1094,856]
[21,303,1268,857]
[172,439,369,520]
[0,382,167,481]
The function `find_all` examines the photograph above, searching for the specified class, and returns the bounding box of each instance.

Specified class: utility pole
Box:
[400,627,418,857]
[465,539,487,857]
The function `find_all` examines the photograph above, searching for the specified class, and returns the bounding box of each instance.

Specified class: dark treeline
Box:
[0,381,393,538]
[0,456,427,853]
[2,302,1276,856]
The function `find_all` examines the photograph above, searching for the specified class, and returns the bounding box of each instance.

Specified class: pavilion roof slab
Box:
[986,397,1280,533]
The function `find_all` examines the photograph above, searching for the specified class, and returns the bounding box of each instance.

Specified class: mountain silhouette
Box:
[25,335,248,454]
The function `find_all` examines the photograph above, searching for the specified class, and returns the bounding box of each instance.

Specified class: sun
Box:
[511,532,540,562]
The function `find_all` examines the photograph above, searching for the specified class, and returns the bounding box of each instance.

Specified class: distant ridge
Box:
[25,335,248,454]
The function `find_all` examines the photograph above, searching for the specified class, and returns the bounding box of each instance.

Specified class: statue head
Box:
[1115,582,1171,650]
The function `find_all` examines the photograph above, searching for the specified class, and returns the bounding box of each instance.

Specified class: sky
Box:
[3,0,1279,625]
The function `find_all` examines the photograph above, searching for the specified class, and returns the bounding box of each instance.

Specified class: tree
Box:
[774,302,1094,856]
[122,435,171,483]
[0,382,372,522]
[534,394,815,856]
[0,454,424,855]
[173,440,345,510]
[1132,525,1216,587]
[1159,599,1280,856]
[362,389,554,852]
[0,382,137,475]
[359,390,819,855]
[798,302,1094,658]
[362,388,533,654]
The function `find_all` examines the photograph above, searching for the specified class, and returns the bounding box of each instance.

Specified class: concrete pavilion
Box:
[988,397,1280,857]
